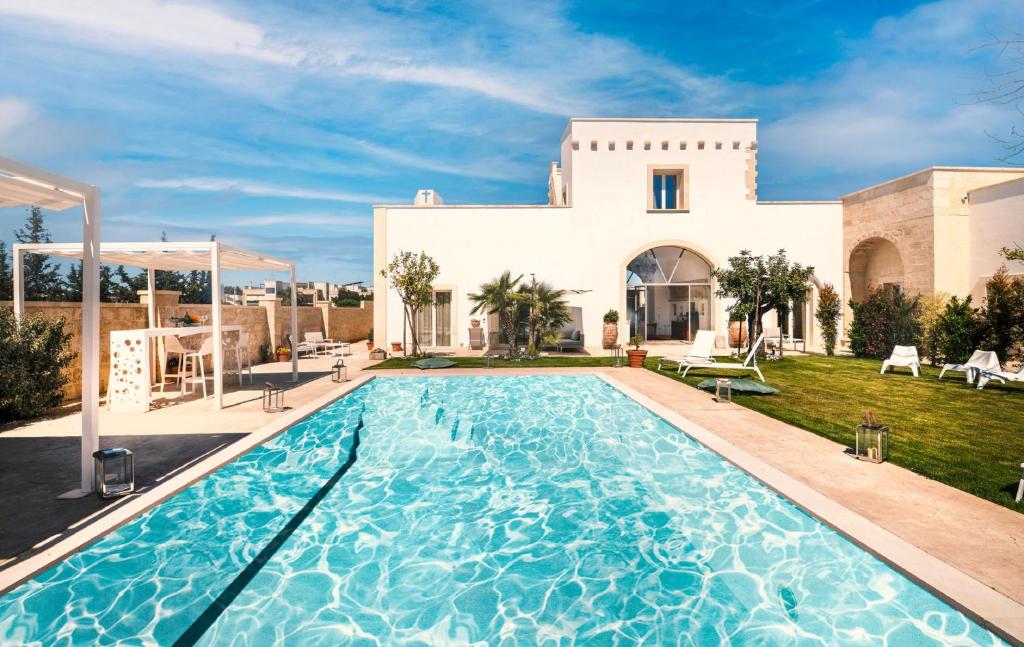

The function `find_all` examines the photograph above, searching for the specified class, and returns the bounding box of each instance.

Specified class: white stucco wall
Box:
[374,118,844,351]
[968,177,1024,300]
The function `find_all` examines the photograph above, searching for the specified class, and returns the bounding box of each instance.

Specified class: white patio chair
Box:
[939,349,1000,384]
[305,331,344,355]
[657,330,717,373]
[182,336,215,398]
[880,345,920,377]
[225,331,253,385]
[681,332,766,381]
[976,365,1024,390]
[160,334,191,395]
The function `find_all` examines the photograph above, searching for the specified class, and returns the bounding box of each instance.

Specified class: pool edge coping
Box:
[594,371,1024,646]
[0,374,377,597]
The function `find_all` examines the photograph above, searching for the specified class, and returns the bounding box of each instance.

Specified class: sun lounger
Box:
[976,365,1024,390]
[880,345,920,377]
[304,331,344,356]
[939,349,1000,384]
[657,330,717,373]
[680,333,766,382]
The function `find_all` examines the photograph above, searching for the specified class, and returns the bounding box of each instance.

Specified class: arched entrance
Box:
[848,237,904,302]
[625,245,713,341]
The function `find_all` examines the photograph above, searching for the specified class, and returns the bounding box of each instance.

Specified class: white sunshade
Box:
[13,241,294,272]
[0,157,89,211]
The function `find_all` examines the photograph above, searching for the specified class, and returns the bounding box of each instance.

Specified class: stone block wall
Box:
[157,304,274,366]
[324,301,373,343]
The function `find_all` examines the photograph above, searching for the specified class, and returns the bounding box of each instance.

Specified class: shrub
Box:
[0,308,76,423]
[814,283,841,356]
[935,296,986,365]
[603,309,619,324]
[918,292,950,366]
[848,289,922,359]
[981,266,1024,363]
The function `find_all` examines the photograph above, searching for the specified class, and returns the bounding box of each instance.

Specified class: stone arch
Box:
[848,236,905,303]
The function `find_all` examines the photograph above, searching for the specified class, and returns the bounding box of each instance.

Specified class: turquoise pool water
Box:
[0,376,1005,645]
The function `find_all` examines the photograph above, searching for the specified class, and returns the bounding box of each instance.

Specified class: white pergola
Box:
[1,156,100,497]
[13,241,300,408]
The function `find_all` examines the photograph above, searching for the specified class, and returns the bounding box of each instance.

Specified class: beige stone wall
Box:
[324,301,373,342]
[1,301,149,400]
[156,304,274,366]
[268,305,326,349]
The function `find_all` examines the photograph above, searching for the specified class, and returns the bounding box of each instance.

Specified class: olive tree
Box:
[380,251,439,357]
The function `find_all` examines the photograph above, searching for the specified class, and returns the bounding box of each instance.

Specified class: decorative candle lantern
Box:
[92,448,134,498]
[714,378,732,402]
[484,355,494,369]
[332,359,347,383]
[611,344,623,368]
[263,381,285,413]
[855,411,888,463]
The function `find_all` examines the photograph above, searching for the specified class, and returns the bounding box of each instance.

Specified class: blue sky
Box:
[0,0,1021,285]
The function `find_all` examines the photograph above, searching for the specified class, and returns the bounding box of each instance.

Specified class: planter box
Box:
[369,350,387,360]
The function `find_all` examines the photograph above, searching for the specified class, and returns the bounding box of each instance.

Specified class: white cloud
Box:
[0,97,34,137]
[0,0,302,64]
[136,177,402,204]
[228,213,370,227]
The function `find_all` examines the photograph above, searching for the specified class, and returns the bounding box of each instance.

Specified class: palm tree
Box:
[519,278,570,355]
[468,271,523,357]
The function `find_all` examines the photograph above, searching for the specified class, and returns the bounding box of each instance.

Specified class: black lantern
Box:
[263,381,285,412]
[332,359,347,383]
[92,448,134,498]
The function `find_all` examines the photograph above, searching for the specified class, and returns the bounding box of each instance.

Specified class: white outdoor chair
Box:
[226,331,253,385]
[182,337,215,397]
[681,332,766,382]
[657,330,717,373]
[880,345,920,377]
[976,365,1024,390]
[939,350,1000,384]
[305,331,344,355]
[160,334,191,395]
[296,334,318,358]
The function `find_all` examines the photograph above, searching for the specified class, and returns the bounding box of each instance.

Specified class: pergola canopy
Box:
[0,157,91,211]
[14,241,295,272]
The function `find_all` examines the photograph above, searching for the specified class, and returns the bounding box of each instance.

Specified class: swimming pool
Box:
[0,375,1006,645]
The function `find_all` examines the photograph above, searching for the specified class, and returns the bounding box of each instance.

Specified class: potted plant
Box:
[626,334,647,368]
[602,309,619,349]
[275,345,291,362]
[366,329,374,351]
[390,341,403,352]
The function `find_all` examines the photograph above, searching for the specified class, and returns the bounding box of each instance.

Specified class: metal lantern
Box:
[714,378,732,402]
[332,359,347,383]
[855,423,889,463]
[263,381,285,412]
[92,448,134,498]
[484,355,494,369]
[611,344,623,368]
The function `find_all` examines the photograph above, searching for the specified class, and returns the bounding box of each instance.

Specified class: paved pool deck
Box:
[2,355,1022,642]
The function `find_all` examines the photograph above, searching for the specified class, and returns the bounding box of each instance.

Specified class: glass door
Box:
[627,286,646,340]
[413,290,453,347]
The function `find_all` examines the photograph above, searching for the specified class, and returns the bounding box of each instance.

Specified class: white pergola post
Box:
[78,188,101,495]
[211,242,224,409]
[147,267,158,384]
[12,245,24,321]
[290,264,298,382]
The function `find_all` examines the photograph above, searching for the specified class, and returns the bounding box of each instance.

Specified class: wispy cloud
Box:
[0,96,34,137]
[228,213,371,227]
[135,177,402,204]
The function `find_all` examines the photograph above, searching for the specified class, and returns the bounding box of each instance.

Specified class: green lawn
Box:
[366,352,1024,511]
[648,355,1024,511]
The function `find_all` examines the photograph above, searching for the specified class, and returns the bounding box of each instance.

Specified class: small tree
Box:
[518,278,569,356]
[935,296,986,365]
[0,308,76,422]
[814,283,841,356]
[918,292,950,366]
[764,250,814,357]
[468,271,523,358]
[381,251,440,357]
[15,206,65,301]
[0,241,12,301]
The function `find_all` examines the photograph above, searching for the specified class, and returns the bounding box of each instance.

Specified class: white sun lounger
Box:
[880,345,920,377]
[938,349,1000,384]
[304,331,345,356]
[680,333,766,382]
[657,330,717,373]
[976,365,1024,390]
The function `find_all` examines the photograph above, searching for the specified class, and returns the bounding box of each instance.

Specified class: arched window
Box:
[626,246,713,341]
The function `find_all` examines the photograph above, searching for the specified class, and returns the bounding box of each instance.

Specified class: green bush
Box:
[602,309,619,324]
[848,289,922,359]
[918,292,950,366]
[981,266,1024,363]
[935,296,986,365]
[814,283,841,356]
[0,308,76,423]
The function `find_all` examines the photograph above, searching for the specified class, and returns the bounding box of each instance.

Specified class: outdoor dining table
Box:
[107,325,241,413]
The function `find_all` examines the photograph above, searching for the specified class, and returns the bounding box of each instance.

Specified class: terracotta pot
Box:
[366,341,374,350]
[728,321,747,346]
[391,342,403,352]
[277,352,290,362]
[626,349,648,368]
[602,323,618,349]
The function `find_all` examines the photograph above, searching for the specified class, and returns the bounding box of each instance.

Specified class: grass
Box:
[366,351,1024,511]
[646,354,1024,511]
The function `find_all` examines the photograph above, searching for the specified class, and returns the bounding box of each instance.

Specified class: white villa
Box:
[373,117,1024,352]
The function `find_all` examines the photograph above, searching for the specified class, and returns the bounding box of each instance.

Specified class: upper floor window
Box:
[648,166,688,211]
